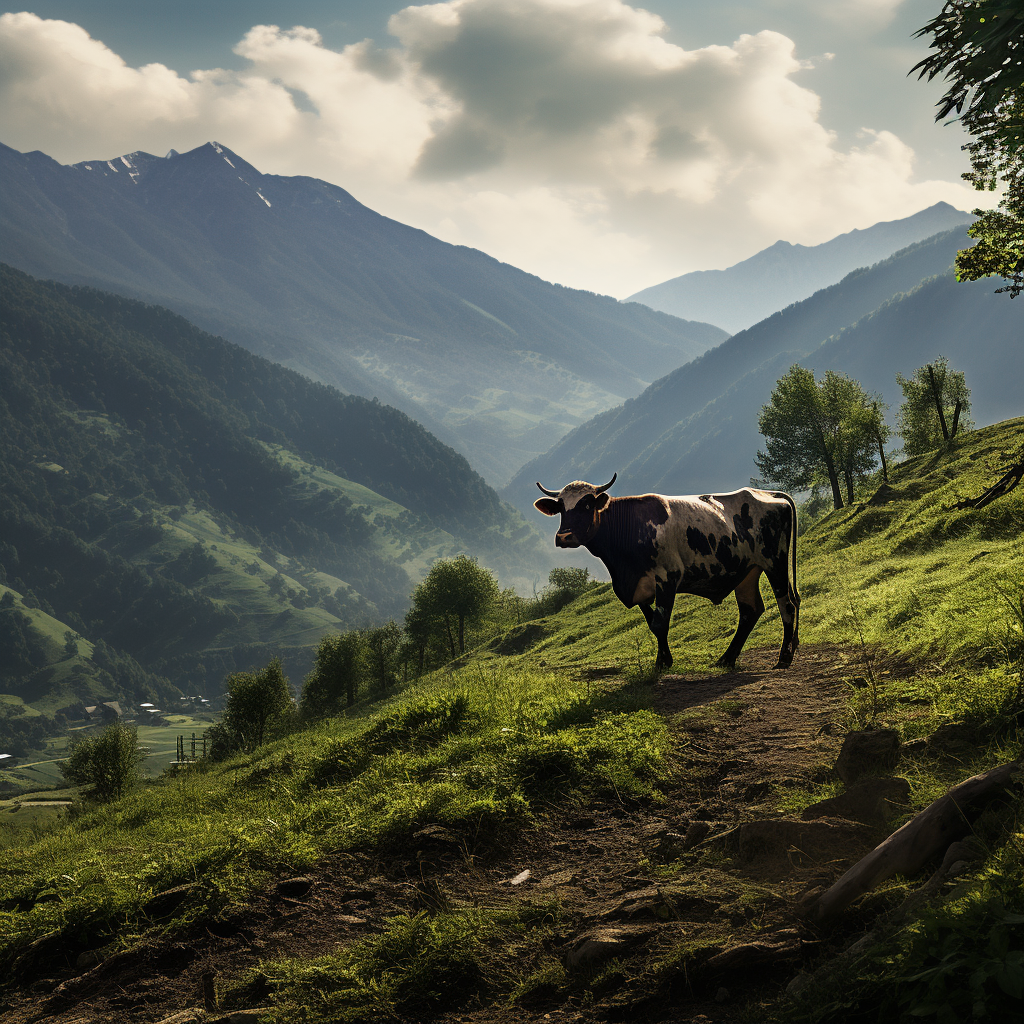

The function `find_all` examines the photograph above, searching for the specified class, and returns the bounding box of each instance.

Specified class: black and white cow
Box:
[534,474,800,670]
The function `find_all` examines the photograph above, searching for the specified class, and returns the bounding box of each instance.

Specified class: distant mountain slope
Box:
[505,230,1023,512]
[1,264,550,697]
[627,202,972,333]
[0,141,727,485]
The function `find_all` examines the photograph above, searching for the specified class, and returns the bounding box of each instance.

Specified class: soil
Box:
[0,644,918,1024]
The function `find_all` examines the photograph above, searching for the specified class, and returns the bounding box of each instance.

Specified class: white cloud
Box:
[0,4,986,297]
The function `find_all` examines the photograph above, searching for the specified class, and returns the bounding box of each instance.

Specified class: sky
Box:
[0,0,994,297]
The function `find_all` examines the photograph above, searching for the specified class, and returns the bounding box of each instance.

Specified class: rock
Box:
[715,987,731,1003]
[75,949,105,969]
[682,821,711,850]
[835,729,900,783]
[275,876,315,898]
[787,972,814,997]
[567,927,637,967]
[801,777,911,824]
[902,738,928,754]
[538,867,578,888]
[725,818,876,866]
[927,723,977,756]
[145,882,199,918]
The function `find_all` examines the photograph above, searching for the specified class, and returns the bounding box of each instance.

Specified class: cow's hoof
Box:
[773,656,793,670]
[715,655,737,670]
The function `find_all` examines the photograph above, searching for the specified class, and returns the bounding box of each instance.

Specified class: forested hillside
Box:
[0,265,549,702]
[507,228,1024,509]
[0,141,727,484]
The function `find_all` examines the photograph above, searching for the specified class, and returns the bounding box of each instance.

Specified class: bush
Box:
[59,721,145,801]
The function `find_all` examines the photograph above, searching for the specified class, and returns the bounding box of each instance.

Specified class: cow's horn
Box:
[594,472,617,494]
[536,482,560,497]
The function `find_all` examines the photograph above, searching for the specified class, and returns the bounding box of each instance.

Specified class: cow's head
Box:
[534,474,617,547]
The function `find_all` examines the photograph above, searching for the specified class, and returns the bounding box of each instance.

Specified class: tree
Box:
[914,2,1024,297]
[60,721,145,801]
[300,631,363,719]
[363,621,402,692]
[548,567,592,596]
[414,556,499,657]
[220,658,295,753]
[756,367,885,510]
[896,357,973,455]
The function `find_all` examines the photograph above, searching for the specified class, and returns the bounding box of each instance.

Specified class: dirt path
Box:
[1,644,905,1024]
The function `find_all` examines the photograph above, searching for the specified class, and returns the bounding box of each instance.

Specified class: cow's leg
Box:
[639,581,676,669]
[767,567,801,669]
[716,568,764,669]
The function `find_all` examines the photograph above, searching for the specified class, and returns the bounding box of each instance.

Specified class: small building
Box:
[84,702,122,722]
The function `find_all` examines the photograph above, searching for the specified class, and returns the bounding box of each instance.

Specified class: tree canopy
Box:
[409,555,499,658]
[914,1,1024,296]
[219,658,294,753]
[755,366,889,509]
[896,357,973,455]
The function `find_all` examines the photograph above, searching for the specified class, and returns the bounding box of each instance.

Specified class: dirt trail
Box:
[1,644,906,1024]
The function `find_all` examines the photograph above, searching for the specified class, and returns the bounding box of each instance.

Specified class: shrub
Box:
[59,721,145,801]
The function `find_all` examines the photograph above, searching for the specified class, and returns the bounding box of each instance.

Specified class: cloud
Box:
[0,4,985,297]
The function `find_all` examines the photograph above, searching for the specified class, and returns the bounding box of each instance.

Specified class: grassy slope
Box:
[0,419,1022,1021]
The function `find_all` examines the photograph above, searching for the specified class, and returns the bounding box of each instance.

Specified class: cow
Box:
[534,474,800,670]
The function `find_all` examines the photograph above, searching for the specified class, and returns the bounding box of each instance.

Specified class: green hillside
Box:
[0,264,552,706]
[1,418,1021,1023]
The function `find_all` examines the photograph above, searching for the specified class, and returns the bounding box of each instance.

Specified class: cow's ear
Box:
[594,493,610,511]
[534,497,562,516]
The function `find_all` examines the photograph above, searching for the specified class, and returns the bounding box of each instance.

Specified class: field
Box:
[0,418,1022,1024]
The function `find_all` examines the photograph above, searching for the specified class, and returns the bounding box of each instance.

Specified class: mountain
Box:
[626,202,973,333]
[0,141,728,486]
[505,228,1023,513]
[1,264,551,702]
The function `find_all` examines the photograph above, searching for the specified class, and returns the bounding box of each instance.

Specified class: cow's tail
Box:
[774,491,798,595]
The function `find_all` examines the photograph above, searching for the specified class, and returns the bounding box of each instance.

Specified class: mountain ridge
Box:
[0,140,728,485]
[626,202,973,333]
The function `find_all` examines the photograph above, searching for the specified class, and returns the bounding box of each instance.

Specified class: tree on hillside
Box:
[755,367,888,509]
[220,658,295,753]
[914,1,1024,297]
[548,567,593,597]
[60,721,145,801]
[896,357,973,455]
[412,556,499,657]
[300,631,363,718]
[363,621,402,691]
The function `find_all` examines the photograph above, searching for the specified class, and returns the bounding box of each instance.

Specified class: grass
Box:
[0,664,669,971]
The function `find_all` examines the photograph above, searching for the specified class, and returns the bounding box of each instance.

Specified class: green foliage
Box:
[914,2,1024,296]
[410,555,500,658]
[896,356,973,456]
[756,365,888,509]
[59,721,145,802]
[220,659,295,755]
[548,566,592,595]
[301,632,364,719]
[363,621,403,692]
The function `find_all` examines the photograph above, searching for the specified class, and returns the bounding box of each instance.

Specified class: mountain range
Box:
[626,202,973,333]
[0,140,727,486]
[506,227,1024,514]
